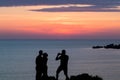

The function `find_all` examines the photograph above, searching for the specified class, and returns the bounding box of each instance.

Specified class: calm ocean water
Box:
[0,39,120,80]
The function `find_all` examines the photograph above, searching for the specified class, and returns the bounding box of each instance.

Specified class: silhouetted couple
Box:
[35,50,48,80]
[35,49,69,80]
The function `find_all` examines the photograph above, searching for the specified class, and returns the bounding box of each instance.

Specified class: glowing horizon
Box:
[0,5,120,39]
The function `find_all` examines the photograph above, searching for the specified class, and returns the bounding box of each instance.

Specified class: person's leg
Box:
[56,66,62,80]
[36,67,41,80]
[63,66,69,80]
[36,71,42,80]
[39,72,42,80]
[36,72,38,80]
[45,66,48,77]
[43,66,48,77]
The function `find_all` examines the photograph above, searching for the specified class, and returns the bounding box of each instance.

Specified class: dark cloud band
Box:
[30,6,120,12]
[0,0,120,12]
[0,0,119,7]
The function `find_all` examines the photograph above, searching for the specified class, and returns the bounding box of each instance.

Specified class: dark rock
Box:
[70,73,103,80]
[41,76,56,80]
[92,46,103,49]
[93,43,120,49]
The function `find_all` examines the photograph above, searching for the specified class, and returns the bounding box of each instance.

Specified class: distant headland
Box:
[92,43,120,49]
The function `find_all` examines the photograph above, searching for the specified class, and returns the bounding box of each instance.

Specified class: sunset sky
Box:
[0,0,120,39]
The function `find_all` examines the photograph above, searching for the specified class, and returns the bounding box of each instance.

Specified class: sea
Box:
[0,39,120,80]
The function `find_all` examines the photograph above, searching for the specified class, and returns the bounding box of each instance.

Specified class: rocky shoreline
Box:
[40,73,103,80]
[92,43,120,49]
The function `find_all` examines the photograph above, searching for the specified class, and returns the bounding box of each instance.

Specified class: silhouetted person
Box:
[35,50,43,80]
[56,50,69,80]
[42,53,48,78]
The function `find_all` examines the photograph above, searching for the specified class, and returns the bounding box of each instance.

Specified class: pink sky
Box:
[0,6,120,39]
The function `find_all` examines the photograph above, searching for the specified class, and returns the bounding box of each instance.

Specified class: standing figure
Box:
[35,50,43,80]
[56,50,69,80]
[42,53,48,78]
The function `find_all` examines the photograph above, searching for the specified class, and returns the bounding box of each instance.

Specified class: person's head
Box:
[61,49,66,55]
[39,50,43,55]
[43,53,48,57]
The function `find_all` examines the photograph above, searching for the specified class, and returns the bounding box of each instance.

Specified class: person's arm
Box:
[56,53,61,60]
[35,56,38,65]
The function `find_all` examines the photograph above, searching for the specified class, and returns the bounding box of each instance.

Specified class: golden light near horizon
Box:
[0,5,120,39]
